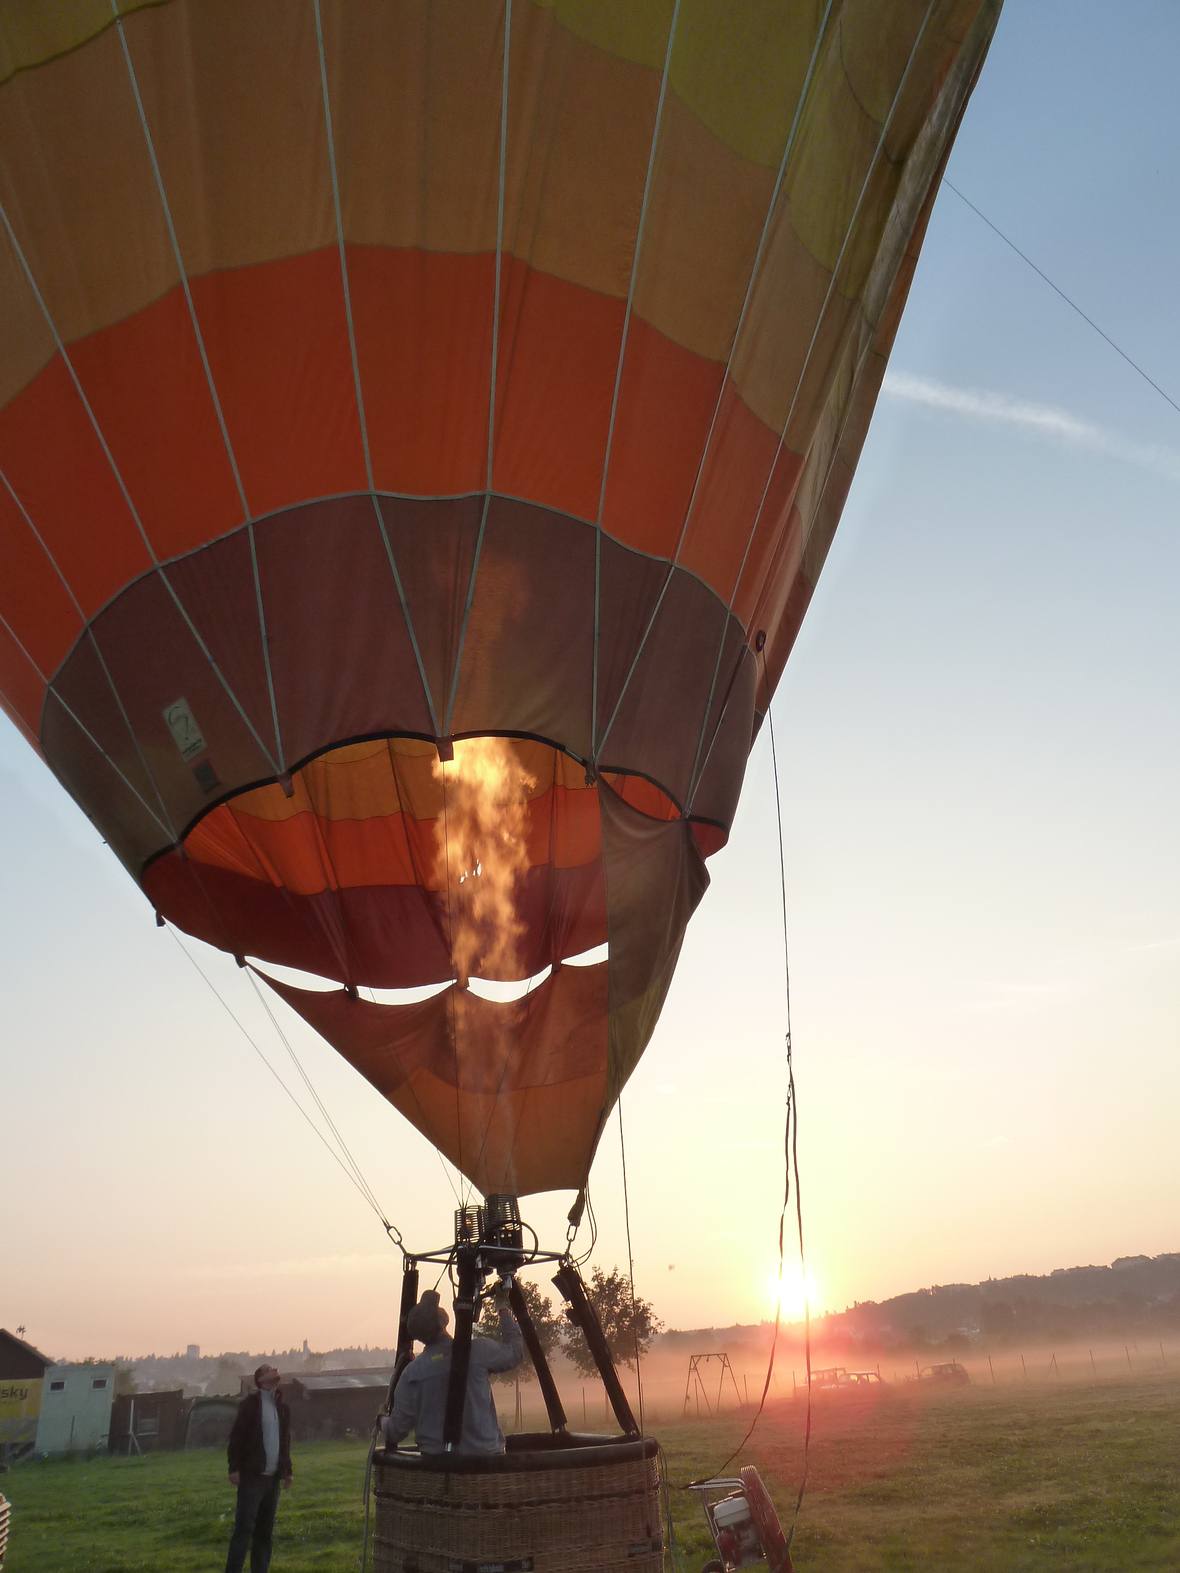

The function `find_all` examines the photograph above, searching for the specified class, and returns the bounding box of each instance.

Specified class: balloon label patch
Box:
[163,697,206,762]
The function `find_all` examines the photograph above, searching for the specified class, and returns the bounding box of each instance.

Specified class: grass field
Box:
[3,1369,1178,1570]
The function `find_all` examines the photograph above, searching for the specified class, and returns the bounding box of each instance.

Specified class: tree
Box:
[213,1355,246,1395]
[477,1279,563,1384]
[981,1300,1015,1338]
[562,1267,662,1375]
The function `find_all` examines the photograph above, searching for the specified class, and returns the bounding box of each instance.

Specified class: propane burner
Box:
[452,1194,525,1273]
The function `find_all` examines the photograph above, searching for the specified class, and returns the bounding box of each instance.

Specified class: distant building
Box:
[109,1389,187,1455]
[186,1344,200,1361]
[0,1329,51,1458]
[34,1364,116,1454]
[1,1334,119,1456]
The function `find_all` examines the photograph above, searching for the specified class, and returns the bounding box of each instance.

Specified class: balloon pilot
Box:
[382,1281,524,1455]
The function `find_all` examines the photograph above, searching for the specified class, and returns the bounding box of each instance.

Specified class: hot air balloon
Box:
[0,0,999,1565]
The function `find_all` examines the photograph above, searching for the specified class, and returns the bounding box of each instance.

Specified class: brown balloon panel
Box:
[31,493,752,885]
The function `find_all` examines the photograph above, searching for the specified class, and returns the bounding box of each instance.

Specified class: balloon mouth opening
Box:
[253,941,611,1006]
[144,731,722,989]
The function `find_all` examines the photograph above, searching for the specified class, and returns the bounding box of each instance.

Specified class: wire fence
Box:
[494,1340,1176,1435]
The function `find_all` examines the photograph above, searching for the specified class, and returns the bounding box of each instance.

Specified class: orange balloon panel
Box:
[0,0,1001,1195]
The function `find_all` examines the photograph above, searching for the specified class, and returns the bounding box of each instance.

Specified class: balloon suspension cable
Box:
[566,1186,598,1268]
[433,1255,454,1295]
[618,1097,646,1435]
[246,969,391,1231]
[685,657,812,1543]
[168,928,405,1254]
[583,1189,599,1265]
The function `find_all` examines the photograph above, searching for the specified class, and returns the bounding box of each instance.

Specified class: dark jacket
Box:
[227,1389,293,1479]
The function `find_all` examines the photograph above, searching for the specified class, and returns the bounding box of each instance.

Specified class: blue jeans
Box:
[225,1473,281,1573]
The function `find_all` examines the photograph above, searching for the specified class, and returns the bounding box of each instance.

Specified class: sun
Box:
[768,1262,823,1321]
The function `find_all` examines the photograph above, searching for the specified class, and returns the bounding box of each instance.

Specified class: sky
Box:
[3,3,1180,1362]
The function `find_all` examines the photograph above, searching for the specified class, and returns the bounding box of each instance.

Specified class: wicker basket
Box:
[372,1433,664,1572]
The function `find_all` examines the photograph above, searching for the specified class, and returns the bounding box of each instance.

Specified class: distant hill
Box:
[663,1251,1180,1355]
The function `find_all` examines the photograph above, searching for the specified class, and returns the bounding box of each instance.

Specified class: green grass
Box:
[3,1371,1178,1570]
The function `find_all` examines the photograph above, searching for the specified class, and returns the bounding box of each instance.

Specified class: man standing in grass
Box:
[225,1363,292,1573]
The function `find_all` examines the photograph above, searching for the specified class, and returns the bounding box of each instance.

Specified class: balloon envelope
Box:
[0,0,999,1195]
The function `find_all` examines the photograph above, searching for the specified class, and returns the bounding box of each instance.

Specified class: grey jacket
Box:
[384,1311,524,1454]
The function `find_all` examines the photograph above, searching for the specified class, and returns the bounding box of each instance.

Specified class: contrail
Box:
[881,371,1180,482]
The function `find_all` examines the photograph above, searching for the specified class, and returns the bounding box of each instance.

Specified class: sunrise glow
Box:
[768,1262,824,1321]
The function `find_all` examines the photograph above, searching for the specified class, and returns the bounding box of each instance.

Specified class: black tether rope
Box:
[685,653,812,1551]
[765,666,813,1552]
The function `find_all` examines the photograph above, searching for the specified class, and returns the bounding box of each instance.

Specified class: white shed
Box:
[34,1364,115,1454]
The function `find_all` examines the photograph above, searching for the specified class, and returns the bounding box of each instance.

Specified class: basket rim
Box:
[375,1431,659,1475]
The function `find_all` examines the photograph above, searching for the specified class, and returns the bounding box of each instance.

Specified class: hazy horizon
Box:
[13,1243,1177,1365]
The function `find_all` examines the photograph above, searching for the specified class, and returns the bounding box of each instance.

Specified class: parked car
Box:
[918,1361,970,1386]
[810,1367,884,1393]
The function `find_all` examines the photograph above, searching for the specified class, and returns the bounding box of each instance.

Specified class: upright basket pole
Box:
[443,1246,481,1449]
[508,1277,568,1435]
[386,1259,420,1412]
[553,1262,639,1437]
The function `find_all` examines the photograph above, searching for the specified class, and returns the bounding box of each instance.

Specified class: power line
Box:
[944,179,1180,420]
